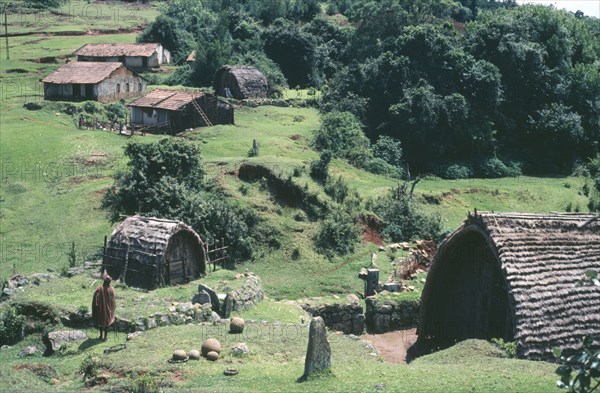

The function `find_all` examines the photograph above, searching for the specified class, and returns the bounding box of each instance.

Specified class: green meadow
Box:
[0,2,590,391]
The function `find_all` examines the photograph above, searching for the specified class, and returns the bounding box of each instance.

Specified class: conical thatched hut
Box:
[418,212,600,360]
[214,65,269,100]
[104,216,206,290]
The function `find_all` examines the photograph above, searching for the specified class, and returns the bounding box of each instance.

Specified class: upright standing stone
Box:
[365,268,379,297]
[222,293,235,318]
[303,317,331,378]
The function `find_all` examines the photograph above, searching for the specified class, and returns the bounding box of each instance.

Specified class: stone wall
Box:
[302,303,364,335]
[222,274,264,317]
[365,293,420,333]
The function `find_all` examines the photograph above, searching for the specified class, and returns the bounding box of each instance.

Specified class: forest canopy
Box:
[139,0,600,176]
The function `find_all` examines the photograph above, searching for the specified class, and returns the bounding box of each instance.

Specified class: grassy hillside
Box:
[0,2,589,391]
[0,326,557,393]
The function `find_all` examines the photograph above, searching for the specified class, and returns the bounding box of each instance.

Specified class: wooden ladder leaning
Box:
[191,99,213,127]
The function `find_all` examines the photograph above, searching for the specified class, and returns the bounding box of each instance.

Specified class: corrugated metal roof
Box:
[128,89,205,111]
[41,62,126,84]
[75,43,161,57]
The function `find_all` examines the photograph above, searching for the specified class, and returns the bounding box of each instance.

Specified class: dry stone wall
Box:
[302,303,365,335]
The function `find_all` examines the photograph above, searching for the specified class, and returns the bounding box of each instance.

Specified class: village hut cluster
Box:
[42,41,269,133]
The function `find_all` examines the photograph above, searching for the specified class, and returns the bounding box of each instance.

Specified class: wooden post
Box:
[122,246,129,284]
[101,235,107,275]
[220,238,224,269]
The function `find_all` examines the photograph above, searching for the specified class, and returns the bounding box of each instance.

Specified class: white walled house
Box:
[74,43,171,70]
[42,62,147,102]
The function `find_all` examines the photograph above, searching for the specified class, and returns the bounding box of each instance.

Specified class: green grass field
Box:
[0,324,557,393]
[0,2,590,391]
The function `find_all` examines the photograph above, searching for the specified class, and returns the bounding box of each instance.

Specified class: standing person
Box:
[92,274,116,341]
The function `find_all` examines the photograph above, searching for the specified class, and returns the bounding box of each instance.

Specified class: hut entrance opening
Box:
[163,231,204,286]
[421,228,513,349]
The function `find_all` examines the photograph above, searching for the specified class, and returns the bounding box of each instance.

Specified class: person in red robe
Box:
[92,274,116,341]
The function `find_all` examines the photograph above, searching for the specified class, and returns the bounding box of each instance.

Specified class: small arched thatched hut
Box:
[418,212,600,360]
[214,65,269,100]
[104,216,206,290]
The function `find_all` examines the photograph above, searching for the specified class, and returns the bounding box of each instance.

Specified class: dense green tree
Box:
[263,19,321,87]
[588,154,600,212]
[101,139,254,261]
[137,15,194,62]
[372,136,403,169]
[313,111,369,156]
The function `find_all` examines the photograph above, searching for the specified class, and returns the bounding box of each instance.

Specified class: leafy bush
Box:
[102,139,255,263]
[106,102,128,122]
[315,208,361,258]
[310,150,332,182]
[555,336,600,393]
[477,157,522,178]
[128,374,162,393]
[82,101,102,114]
[313,111,369,157]
[0,307,25,346]
[368,185,441,242]
[24,0,65,9]
[163,65,191,86]
[490,338,517,358]
[363,158,402,178]
[443,163,473,179]
[372,136,404,169]
[324,176,349,203]
[79,353,102,380]
[588,154,600,212]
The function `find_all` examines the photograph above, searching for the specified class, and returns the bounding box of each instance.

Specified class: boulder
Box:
[188,350,201,360]
[172,350,188,361]
[383,283,401,292]
[230,317,245,334]
[177,302,194,313]
[303,317,331,378]
[192,291,211,306]
[205,351,219,361]
[231,342,249,355]
[197,284,220,311]
[201,338,221,356]
[43,330,87,355]
[18,346,37,357]
[347,294,361,304]
[126,331,143,341]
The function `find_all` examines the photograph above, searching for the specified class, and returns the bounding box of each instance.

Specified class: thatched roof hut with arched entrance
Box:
[104,216,206,290]
[418,212,600,360]
[214,65,269,100]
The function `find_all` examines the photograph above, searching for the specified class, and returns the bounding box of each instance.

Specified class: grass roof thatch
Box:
[105,216,206,289]
[419,212,600,360]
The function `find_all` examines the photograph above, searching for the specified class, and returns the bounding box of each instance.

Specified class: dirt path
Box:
[361,328,418,364]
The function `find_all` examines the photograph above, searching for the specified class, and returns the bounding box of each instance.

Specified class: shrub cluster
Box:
[0,307,25,346]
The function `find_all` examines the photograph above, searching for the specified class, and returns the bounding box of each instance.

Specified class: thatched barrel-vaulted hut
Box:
[418,212,600,360]
[214,65,269,100]
[104,216,206,290]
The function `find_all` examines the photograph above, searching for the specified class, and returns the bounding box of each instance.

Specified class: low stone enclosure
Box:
[365,293,420,334]
[302,302,365,336]
[1,270,265,342]
[301,292,421,336]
